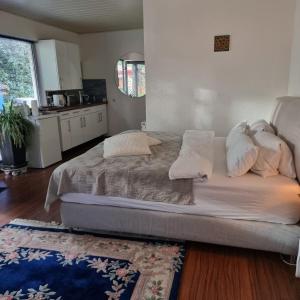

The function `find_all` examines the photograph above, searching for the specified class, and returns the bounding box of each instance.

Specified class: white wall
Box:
[289,0,300,95]
[80,29,145,135]
[144,0,296,136]
[0,10,79,43]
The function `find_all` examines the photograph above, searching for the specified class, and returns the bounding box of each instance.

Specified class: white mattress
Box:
[61,137,300,225]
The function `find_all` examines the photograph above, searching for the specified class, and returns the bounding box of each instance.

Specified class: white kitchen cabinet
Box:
[67,43,82,90]
[36,39,82,105]
[80,108,94,143]
[83,107,106,142]
[60,118,72,151]
[55,40,72,91]
[84,111,100,142]
[85,105,107,140]
[99,107,107,134]
[58,104,107,151]
[28,105,107,167]
[70,115,84,147]
[28,114,62,168]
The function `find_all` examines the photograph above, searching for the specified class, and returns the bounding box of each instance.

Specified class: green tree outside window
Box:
[0,37,36,103]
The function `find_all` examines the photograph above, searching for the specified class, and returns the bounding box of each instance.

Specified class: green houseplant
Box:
[0,101,33,168]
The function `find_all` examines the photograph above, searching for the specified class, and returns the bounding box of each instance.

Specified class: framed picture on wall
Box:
[214,35,230,52]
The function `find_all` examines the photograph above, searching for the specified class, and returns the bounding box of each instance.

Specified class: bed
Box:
[46,96,300,256]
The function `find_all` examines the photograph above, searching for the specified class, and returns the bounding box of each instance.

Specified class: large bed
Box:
[46,97,300,256]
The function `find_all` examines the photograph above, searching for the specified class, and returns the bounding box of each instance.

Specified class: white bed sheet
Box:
[61,137,300,225]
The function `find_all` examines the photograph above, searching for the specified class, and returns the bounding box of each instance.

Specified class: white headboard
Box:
[271,97,300,182]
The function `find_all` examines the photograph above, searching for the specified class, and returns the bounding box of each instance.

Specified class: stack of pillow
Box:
[226,120,296,179]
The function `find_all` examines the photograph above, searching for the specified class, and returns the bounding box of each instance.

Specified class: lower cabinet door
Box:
[39,117,62,167]
[83,114,93,142]
[60,118,72,151]
[70,115,84,147]
[99,106,107,135]
[84,111,102,141]
[59,106,108,151]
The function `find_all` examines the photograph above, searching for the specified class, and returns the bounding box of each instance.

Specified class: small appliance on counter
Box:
[45,90,80,107]
[53,94,65,107]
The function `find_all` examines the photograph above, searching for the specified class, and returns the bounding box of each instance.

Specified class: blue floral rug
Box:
[0,219,185,300]
[0,187,7,193]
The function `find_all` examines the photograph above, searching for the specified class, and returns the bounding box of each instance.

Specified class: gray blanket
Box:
[45,132,193,210]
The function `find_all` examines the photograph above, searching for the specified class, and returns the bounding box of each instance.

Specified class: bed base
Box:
[60,202,300,256]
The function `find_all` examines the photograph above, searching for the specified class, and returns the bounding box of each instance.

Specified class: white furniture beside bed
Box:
[47,97,300,256]
[28,114,62,168]
[27,104,107,168]
[59,104,107,151]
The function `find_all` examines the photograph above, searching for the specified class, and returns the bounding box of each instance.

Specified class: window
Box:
[0,36,38,107]
[117,59,145,98]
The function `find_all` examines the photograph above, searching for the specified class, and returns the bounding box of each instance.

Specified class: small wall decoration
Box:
[214,35,230,52]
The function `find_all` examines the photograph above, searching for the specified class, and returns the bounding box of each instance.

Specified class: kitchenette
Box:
[27,39,108,168]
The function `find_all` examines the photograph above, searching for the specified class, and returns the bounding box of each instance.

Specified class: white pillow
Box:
[251,131,296,179]
[251,147,280,178]
[119,131,162,146]
[147,135,162,146]
[250,120,275,135]
[227,133,259,177]
[103,132,151,158]
[226,121,248,149]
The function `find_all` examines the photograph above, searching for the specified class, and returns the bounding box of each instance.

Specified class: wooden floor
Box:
[0,140,299,300]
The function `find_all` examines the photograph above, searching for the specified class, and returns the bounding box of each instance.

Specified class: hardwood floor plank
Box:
[248,251,300,300]
[179,243,255,300]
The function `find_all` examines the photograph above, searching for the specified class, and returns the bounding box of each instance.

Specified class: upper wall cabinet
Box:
[36,40,82,104]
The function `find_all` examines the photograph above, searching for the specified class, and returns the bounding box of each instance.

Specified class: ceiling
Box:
[0,0,143,34]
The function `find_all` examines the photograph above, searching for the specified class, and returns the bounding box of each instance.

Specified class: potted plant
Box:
[0,101,33,170]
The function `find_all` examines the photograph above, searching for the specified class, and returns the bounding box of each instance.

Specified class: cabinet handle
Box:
[98,112,102,122]
[84,116,86,127]
[68,120,71,132]
[80,117,83,128]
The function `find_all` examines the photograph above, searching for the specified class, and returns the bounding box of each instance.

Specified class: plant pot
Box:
[0,136,26,168]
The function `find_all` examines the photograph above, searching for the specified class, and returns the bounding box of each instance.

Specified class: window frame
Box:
[124,60,145,97]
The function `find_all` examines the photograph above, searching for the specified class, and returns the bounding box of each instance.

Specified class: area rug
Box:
[0,219,185,300]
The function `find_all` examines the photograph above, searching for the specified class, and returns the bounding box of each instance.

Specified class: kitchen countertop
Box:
[29,113,60,120]
[40,102,106,113]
